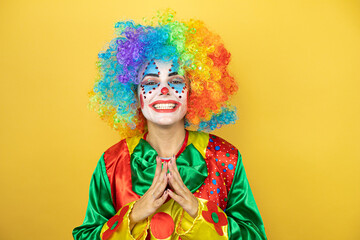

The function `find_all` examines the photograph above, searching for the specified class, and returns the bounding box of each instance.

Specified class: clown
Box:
[73,10,267,240]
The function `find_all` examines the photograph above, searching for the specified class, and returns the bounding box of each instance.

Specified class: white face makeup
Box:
[137,59,188,126]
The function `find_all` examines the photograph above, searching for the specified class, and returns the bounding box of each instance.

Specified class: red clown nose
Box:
[161,87,169,95]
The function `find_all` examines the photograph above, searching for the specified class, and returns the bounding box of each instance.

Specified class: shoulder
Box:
[205,133,241,190]
[206,133,239,160]
[104,138,128,158]
[104,133,144,158]
[188,130,240,161]
[102,134,144,168]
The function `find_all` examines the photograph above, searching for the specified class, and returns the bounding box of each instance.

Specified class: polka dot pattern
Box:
[194,134,238,210]
[150,212,174,239]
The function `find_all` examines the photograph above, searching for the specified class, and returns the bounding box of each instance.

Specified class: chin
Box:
[147,113,187,127]
[152,118,180,126]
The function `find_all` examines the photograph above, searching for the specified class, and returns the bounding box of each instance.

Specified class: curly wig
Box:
[89,9,239,138]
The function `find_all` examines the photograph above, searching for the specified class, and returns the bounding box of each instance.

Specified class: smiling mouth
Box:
[150,101,181,112]
[153,103,177,109]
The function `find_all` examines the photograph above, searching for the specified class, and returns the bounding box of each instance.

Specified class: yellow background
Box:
[0,0,359,239]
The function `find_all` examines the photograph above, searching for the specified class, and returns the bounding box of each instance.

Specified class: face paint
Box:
[168,80,187,99]
[137,59,188,126]
[139,93,144,109]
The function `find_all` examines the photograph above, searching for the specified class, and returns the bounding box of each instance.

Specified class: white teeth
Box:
[153,103,176,109]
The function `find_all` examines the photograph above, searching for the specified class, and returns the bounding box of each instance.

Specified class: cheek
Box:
[140,84,160,101]
[139,93,144,109]
[179,84,188,100]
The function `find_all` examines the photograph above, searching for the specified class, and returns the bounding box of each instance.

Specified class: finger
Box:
[167,174,175,191]
[168,189,184,205]
[153,190,169,208]
[168,157,181,181]
[159,161,168,184]
[170,155,180,174]
[169,157,185,187]
[152,162,168,198]
[151,156,162,185]
[152,158,167,189]
[168,171,187,197]
[168,158,187,191]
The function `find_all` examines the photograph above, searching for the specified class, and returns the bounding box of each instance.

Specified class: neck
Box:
[146,120,186,158]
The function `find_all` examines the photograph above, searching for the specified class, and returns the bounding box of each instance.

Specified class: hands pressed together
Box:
[129,156,199,229]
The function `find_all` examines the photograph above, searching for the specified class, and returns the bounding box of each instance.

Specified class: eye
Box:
[142,79,159,85]
[170,78,185,84]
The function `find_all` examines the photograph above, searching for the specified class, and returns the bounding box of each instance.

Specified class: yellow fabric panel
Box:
[187,131,209,159]
[141,197,228,240]
[126,131,209,158]
[99,197,229,240]
[126,134,146,155]
[100,201,149,240]
[146,199,183,240]
[176,198,228,240]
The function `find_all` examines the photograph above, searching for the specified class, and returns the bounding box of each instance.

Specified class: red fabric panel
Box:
[104,139,140,211]
[193,134,238,210]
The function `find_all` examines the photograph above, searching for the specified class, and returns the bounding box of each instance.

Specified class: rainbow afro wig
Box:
[89,9,239,138]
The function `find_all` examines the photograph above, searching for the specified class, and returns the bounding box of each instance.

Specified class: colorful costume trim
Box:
[102,205,129,239]
[73,131,267,239]
[202,201,228,236]
[99,201,149,240]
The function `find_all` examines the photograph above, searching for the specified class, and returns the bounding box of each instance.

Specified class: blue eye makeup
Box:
[139,59,186,96]
[168,60,180,75]
[142,59,160,77]
[141,82,160,94]
[168,80,186,96]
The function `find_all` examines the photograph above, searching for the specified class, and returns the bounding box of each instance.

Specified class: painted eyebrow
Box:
[142,73,159,80]
[168,72,179,77]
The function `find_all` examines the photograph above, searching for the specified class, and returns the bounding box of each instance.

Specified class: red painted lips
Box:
[150,100,182,113]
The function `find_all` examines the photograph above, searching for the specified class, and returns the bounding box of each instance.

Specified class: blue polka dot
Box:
[215,158,218,161]
[212,179,217,185]
[209,138,214,142]
[223,169,227,172]
[207,147,210,149]
[215,146,220,151]
[217,188,220,193]
[210,191,214,194]
[228,164,234,170]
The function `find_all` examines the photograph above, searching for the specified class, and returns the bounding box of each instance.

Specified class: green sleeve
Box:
[72,153,116,240]
[226,152,267,240]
